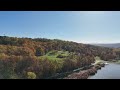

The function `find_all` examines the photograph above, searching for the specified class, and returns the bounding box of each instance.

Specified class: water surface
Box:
[89,63,120,79]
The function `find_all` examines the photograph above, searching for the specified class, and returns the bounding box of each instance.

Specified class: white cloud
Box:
[71,11,106,15]
[82,11,105,14]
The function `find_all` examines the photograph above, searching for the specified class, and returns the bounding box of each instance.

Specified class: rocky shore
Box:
[64,63,105,79]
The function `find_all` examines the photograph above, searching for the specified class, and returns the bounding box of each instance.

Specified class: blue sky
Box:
[0,11,120,43]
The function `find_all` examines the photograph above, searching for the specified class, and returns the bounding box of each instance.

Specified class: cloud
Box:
[82,11,105,14]
[70,11,106,14]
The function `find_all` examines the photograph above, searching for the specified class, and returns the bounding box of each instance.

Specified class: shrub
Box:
[27,72,36,79]
[57,54,66,58]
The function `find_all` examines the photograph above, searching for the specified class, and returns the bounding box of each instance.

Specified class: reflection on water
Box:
[89,63,120,79]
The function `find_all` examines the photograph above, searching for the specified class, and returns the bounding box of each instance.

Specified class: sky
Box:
[0,11,120,44]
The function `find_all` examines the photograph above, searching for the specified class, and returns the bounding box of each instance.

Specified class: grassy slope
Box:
[40,51,69,60]
[39,50,70,69]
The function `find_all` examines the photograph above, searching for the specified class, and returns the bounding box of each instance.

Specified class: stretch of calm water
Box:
[89,63,120,79]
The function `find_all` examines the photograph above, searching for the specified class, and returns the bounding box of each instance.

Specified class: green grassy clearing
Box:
[39,50,70,69]
[39,50,69,61]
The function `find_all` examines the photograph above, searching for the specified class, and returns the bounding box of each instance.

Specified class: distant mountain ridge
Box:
[90,43,120,48]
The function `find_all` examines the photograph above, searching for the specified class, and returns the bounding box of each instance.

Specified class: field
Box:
[39,50,70,63]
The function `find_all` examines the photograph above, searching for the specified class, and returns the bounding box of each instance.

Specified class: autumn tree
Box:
[35,47,45,56]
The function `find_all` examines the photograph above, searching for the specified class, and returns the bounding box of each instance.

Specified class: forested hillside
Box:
[0,36,119,79]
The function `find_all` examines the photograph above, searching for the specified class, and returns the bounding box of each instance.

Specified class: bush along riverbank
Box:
[64,63,105,79]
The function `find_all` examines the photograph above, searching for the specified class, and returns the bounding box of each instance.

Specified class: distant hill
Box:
[91,43,120,48]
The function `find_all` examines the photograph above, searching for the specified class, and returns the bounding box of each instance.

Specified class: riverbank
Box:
[108,60,120,64]
[114,60,120,64]
[64,61,105,79]
[46,57,107,79]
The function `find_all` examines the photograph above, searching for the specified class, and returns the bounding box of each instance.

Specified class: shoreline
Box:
[64,59,120,79]
[108,60,120,64]
[46,58,118,79]
[64,62,106,79]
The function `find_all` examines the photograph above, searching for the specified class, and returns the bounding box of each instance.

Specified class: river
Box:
[88,63,120,79]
